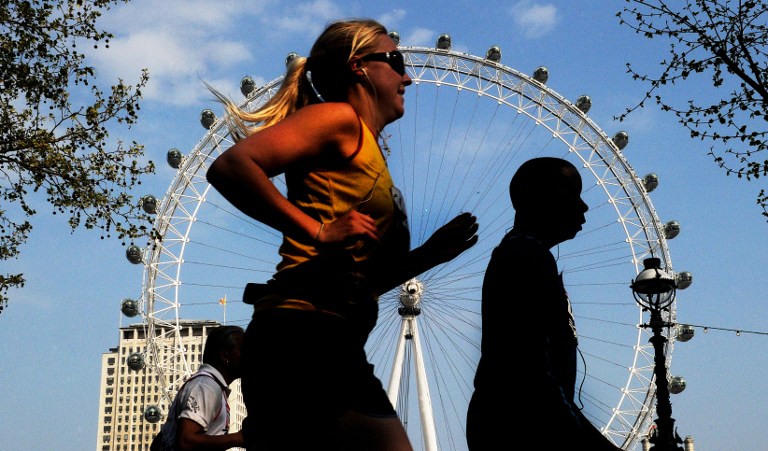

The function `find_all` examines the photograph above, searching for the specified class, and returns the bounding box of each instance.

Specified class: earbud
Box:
[350,59,368,81]
[306,70,325,102]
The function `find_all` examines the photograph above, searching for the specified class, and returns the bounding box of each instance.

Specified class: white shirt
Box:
[157,364,231,450]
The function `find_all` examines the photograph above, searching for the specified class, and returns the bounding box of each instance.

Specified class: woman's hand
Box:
[317,210,379,246]
[421,212,479,265]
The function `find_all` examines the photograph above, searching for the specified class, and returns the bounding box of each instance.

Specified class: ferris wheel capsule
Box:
[575,95,592,113]
[240,76,256,97]
[121,298,139,318]
[664,220,681,239]
[676,271,693,289]
[285,52,299,67]
[144,405,162,423]
[126,245,143,264]
[388,30,400,46]
[612,131,629,150]
[140,195,157,214]
[200,109,216,129]
[669,376,687,394]
[436,34,451,50]
[643,173,659,192]
[126,352,145,371]
[166,148,183,169]
[676,324,695,342]
[533,66,549,84]
[485,45,502,62]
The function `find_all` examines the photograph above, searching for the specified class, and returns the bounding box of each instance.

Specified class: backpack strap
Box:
[174,372,229,417]
[179,372,230,429]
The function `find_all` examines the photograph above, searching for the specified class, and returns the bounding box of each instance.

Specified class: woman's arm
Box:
[371,212,478,294]
[206,102,377,244]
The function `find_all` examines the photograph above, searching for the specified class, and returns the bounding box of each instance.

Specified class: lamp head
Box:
[631,257,677,309]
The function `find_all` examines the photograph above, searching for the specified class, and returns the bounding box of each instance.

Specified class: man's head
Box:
[509,157,588,245]
[203,325,245,381]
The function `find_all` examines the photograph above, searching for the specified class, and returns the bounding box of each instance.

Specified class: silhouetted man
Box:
[466,158,622,450]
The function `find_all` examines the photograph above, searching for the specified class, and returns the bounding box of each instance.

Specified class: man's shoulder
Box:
[493,233,550,261]
[195,365,228,386]
[179,368,222,397]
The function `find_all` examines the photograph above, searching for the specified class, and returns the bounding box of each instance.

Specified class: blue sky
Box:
[1,1,767,450]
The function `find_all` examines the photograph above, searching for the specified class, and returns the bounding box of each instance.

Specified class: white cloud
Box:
[91,29,253,105]
[86,0,271,106]
[378,8,407,31]
[104,0,270,32]
[403,27,436,48]
[299,0,344,21]
[270,0,344,35]
[510,1,558,39]
[84,1,427,106]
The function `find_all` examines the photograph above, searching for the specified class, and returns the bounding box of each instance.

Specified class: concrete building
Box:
[95,320,245,451]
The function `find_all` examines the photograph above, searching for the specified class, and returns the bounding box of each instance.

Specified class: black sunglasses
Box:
[361,50,406,76]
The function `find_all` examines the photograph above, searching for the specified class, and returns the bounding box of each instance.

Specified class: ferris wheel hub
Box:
[399,278,423,308]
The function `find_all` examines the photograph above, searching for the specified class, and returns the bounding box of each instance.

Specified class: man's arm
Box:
[176,418,245,451]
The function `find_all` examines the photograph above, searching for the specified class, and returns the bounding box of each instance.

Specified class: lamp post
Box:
[631,257,684,451]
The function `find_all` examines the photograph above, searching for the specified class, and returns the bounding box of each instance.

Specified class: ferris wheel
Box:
[127,32,692,451]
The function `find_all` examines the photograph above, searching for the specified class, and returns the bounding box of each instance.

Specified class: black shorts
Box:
[241,307,396,449]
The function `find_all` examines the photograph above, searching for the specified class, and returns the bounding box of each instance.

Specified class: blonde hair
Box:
[211,18,388,139]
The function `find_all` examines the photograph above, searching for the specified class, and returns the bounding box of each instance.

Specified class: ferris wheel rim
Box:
[137,44,678,450]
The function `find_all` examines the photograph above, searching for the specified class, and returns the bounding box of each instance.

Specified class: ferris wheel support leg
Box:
[387,316,409,405]
[387,316,439,451]
[410,319,438,451]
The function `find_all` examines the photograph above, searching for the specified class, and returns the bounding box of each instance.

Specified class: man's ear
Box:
[219,348,230,365]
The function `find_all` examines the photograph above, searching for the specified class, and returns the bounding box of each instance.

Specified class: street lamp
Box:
[631,257,685,451]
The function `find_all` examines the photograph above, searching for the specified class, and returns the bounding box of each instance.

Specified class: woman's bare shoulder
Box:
[293,102,359,130]
[287,103,362,158]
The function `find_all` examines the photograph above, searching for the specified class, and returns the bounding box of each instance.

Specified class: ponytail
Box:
[208,18,388,140]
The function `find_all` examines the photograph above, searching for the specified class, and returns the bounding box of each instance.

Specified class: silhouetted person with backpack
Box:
[152,325,246,451]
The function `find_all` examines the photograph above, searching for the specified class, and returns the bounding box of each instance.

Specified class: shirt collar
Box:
[197,363,231,396]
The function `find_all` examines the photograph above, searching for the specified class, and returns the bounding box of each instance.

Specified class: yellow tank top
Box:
[275,117,410,278]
